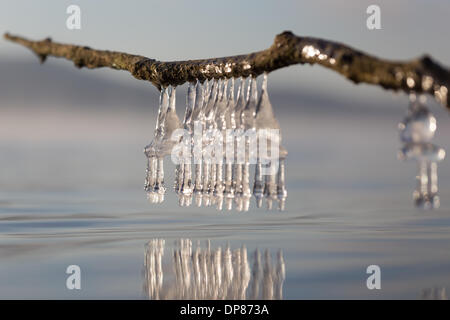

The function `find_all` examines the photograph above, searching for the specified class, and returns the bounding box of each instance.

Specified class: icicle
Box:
[203,79,221,206]
[155,86,181,203]
[255,73,287,211]
[398,94,445,209]
[156,88,170,140]
[223,78,236,210]
[193,81,205,207]
[213,81,226,210]
[233,78,248,210]
[145,88,169,200]
[276,151,288,211]
[178,82,197,206]
[211,80,227,205]
[240,77,258,212]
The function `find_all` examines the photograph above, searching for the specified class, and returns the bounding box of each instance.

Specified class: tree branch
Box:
[4,31,450,109]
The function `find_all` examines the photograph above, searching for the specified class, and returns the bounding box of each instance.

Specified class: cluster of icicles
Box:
[144,73,287,211]
[398,94,446,209]
[143,239,285,300]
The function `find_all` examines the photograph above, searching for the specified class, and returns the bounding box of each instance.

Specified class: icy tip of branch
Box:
[3,30,450,109]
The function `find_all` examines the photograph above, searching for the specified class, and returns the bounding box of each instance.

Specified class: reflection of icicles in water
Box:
[143,239,165,300]
[421,287,448,300]
[144,73,287,211]
[142,239,285,300]
[398,94,446,209]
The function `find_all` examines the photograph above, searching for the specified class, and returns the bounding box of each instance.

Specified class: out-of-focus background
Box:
[1,0,450,299]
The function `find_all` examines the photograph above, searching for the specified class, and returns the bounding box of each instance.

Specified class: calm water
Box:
[1,94,450,299]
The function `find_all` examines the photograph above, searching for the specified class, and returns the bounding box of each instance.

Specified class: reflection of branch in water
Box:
[421,287,447,300]
[143,239,285,300]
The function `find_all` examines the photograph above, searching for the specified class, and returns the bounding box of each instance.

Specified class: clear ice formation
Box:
[398,94,446,209]
[144,73,288,211]
[145,86,181,204]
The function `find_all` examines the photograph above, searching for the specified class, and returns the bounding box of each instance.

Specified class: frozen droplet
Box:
[398,142,445,162]
[145,156,157,192]
[264,167,277,210]
[153,157,166,202]
[399,101,436,143]
[224,162,235,202]
[194,162,203,200]
[174,163,183,194]
[181,163,193,196]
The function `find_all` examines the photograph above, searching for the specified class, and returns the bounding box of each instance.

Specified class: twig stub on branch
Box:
[4,31,450,109]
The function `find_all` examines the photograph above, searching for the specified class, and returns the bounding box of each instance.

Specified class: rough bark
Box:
[4,31,450,109]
